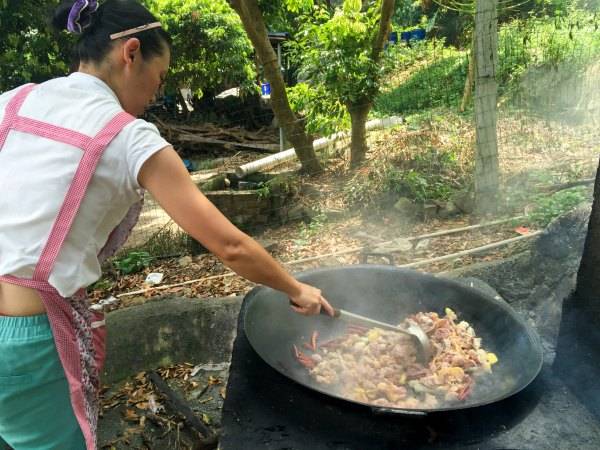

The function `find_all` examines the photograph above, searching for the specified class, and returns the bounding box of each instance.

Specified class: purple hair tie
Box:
[67,0,99,34]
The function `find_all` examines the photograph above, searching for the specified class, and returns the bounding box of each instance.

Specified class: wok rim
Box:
[243,265,544,414]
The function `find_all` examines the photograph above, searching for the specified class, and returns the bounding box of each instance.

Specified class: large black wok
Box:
[243,265,543,414]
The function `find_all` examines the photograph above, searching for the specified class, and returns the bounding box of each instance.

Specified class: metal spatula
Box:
[327,307,433,362]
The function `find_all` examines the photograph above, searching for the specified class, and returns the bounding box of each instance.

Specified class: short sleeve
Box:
[119,118,171,189]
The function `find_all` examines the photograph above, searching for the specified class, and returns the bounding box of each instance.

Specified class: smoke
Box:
[514,59,600,126]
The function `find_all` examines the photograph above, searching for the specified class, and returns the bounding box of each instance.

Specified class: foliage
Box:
[375,7,600,115]
[497,9,600,97]
[393,0,425,29]
[374,39,468,114]
[283,1,398,141]
[528,187,588,226]
[89,277,115,291]
[287,81,349,135]
[0,1,72,92]
[290,2,387,106]
[256,183,271,199]
[144,0,257,97]
[137,227,191,257]
[113,251,154,274]
[258,0,314,32]
[297,212,328,241]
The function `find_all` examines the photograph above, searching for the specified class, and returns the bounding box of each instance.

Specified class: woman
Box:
[0,1,333,449]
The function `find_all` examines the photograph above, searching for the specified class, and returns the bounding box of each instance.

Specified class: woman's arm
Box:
[138,146,333,316]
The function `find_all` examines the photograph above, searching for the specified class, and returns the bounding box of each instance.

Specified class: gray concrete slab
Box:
[103,296,243,384]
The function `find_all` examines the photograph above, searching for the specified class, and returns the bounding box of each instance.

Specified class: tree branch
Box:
[371,0,396,63]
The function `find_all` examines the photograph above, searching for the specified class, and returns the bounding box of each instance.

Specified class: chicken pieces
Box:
[296,308,498,409]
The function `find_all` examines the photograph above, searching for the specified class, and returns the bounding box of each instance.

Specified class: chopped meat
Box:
[295,307,498,409]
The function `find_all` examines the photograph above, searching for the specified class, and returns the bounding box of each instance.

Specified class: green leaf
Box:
[343,0,362,14]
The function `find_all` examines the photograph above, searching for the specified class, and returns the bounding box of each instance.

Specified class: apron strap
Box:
[0,83,36,150]
[33,111,135,281]
[13,115,93,149]
[0,83,136,280]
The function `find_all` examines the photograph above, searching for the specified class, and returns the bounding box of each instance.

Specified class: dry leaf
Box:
[124,409,139,422]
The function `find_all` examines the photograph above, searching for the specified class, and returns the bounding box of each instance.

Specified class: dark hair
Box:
[52,0,171,64]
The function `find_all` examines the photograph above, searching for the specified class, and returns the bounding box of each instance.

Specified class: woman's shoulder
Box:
[0,83,33,109]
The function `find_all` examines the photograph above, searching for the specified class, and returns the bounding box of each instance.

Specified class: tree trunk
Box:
[473,0,499,215]
[348,101,372,167]
[460,34,475,112]
[345,0,395,168]
[575,157,600,309]
[229,0,322,174]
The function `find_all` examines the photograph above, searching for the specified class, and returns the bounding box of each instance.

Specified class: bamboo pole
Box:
[234,116,403,177]
[397,231,542,269]
[115,215,527,298]
[284,215,524,265]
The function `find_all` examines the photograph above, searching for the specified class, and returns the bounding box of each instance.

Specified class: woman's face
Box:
[118,39,170,116]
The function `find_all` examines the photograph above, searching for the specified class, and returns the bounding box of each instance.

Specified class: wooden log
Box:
[537,178,595,193]
[148,371,218,449]
[178,134,280,152]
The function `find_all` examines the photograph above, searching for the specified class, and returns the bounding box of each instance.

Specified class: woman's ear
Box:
[122,38,141,64]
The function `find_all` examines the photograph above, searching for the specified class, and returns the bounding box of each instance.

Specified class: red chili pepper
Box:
[458,379,473,401]
[311,331,319,351]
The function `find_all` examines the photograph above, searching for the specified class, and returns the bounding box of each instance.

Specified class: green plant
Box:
[144,0,257,98]
[256,183,271,199]
[344,145,464,207]
[0,1,72,91]
[287,82,349,136]
[528,187,588,227]
[89,278,114,291]
[497,9,600,99]
[375,40,468,114]
[290,3,386,106]
[298,212,328,239]
[113,251,154,275]
[141,228,191,257]
[286,0,397,164]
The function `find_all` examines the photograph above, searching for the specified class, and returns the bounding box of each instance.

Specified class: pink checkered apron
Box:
[0,84,142,450]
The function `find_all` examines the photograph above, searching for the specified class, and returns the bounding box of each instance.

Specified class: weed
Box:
[89,278,114,291]
[113,251,153,275]
[298,212,328,239]
[256,183,271,199]
[344,144,463,208]
[528,187,588,227]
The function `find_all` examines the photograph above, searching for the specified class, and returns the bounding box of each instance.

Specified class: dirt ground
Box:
[95,112,599,449]
[91,112,599,306]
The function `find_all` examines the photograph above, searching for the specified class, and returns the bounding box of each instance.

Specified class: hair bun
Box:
[52,1,76,32]
[52,0,100,34]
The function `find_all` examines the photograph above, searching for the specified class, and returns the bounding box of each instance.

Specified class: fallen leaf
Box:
[124,409,139,422]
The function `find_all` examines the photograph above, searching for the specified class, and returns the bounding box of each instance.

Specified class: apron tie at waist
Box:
[0,275,58,294]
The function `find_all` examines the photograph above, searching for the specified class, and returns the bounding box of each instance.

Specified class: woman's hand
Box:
[289,282,335,317]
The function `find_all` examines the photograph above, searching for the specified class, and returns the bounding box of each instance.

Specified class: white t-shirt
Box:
[0,72,170,297]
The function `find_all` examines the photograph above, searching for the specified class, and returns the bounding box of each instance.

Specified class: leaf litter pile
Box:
[100,363,228,450]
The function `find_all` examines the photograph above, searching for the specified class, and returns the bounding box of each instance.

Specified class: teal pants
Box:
[0,314,86,450]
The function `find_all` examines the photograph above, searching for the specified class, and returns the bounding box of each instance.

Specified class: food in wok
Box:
[293,308,498,409]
